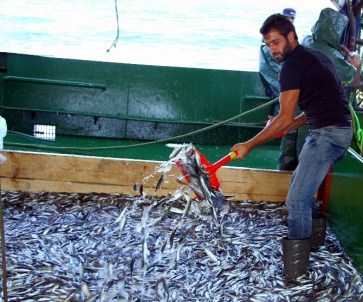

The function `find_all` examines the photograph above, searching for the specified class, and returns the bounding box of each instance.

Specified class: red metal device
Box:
[175,147,237,200]
[199,150,238,190]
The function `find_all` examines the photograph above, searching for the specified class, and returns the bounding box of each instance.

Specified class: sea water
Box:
[1,0,336,71]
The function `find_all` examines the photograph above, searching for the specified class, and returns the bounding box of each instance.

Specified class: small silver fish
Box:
[155,173,165,192]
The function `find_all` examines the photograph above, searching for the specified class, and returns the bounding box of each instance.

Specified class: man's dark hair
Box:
[260,14,298,40]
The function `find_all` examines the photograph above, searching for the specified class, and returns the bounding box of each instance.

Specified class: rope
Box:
[4,98,278,152]
[106,0,120,52]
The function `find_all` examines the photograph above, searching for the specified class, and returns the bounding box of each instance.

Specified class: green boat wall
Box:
[0,52,363,274]
[0,52,275,146]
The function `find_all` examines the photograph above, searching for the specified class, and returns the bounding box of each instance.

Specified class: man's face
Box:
[263,29,293,62]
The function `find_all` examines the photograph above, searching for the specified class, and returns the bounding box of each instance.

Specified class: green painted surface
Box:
[327,150,363,274]
[3,133,280,170]
[0,53,274,146]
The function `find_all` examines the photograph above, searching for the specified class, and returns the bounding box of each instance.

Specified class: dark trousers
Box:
[278,126,308,171]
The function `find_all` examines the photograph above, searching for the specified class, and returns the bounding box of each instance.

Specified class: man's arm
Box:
[232,89,300,160]
[283,112,307,133]
[348,57,362,88]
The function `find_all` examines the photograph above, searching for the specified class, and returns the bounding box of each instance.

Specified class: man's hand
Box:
[347,54,361,69]
[231,142,252,160]
[230,89,300,161]
[341,44,361,68]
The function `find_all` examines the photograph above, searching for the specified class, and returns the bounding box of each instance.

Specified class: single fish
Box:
[203,247,220,265]
[155,173,165,192]
[139,184,144,196]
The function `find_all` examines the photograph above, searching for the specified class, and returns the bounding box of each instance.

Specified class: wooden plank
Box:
[0,150,291,201]
[1,151,167,186]
[218,167,291,201]
[0,178,174,197]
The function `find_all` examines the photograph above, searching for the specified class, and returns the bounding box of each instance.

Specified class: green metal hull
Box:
[327,150,363,273]
[0,52,275,146]
[1,52,363,274]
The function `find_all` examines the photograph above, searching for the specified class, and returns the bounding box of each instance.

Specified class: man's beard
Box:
[275,41,293,62]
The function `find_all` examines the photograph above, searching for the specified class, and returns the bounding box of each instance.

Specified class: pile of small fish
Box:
[1,144,363,301]
[1,190,363,301]
[163,143,225,209]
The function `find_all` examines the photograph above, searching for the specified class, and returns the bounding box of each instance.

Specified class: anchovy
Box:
[139,184,144,196]
[161,236,169,253]
[169,225,179,249]
[175,177,204,198]
[155,173,165,192]
[155,277,170,301]
[114,205,128,224]
[119,214,127,232]
[151,204,172,227]
[142,239,149,267]
[182,196,192,219]
[167,144,184,159]
[3,190,363,301]
[203,247,220,265]
[129,256,136,276]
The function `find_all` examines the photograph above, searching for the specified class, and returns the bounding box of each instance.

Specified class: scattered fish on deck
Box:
[0,143,362,301]
[1,190,363,301]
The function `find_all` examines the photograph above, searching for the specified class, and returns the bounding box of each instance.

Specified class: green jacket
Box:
[258,44,281,98]
[301,7,355,83]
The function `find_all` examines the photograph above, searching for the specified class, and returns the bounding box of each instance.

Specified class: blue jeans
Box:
[286,126,353,239]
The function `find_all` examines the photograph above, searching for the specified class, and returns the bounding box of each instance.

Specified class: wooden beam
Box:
[0,150,290,202]
[219,167,291,202]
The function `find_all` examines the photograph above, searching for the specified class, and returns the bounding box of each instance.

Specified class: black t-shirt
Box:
[279,45,351,129]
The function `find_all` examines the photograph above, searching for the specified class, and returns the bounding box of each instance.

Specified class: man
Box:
[259,8,296,98]
[282,8,296,23]
[302,7,362,111]
[233,14,353,279]
[259,7,307,171]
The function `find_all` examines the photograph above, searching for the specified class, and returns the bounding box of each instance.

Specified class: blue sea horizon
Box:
[1,0,335,71]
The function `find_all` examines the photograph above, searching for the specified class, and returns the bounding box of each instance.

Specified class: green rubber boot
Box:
[311,216,326,251]
[283,237,310,279]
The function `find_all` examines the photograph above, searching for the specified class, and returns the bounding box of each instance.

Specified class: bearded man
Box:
[232,14,353,279]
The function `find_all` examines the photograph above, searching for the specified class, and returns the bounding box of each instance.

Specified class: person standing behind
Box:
[259,8,307,171]
[302,8,360,83]
[302,7,361,108]
[233,14,353,279]
[282,7,296,23]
